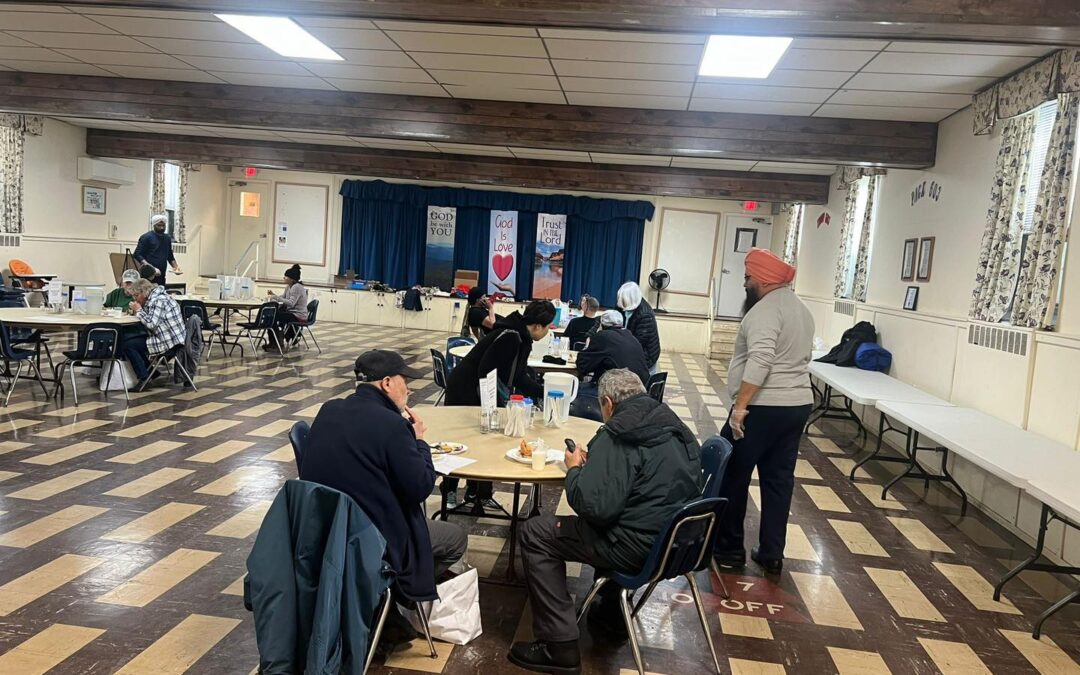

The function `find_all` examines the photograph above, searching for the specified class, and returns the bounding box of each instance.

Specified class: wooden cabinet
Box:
[323,288,357,323]
[354,291,382,326]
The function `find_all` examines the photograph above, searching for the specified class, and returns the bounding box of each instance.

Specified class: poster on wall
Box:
[488,210,518,295]
[275,222,288,250]
[424,206,457,289]
[533,213,566,300]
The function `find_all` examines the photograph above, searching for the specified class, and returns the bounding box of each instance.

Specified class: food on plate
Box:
[519,439,534,458]
[431,442,465,455]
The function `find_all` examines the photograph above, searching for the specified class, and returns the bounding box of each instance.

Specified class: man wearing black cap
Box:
[300,350,468,637]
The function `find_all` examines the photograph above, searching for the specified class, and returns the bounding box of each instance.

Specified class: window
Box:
[840,177,873,298]
[162,162,181,237]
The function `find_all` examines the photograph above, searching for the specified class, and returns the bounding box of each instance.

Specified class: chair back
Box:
[289,421,310,471]
[430,349,449,389]
[180,299,213,330]
[0,322,19,359]
[306,299,319,325]
[570,339,588,351]
[445,336,474,371]
[79,324,121,360]
[612,498,727,588]
[254,302,278,328]
[646,371,668,402]
[700,435,734,499]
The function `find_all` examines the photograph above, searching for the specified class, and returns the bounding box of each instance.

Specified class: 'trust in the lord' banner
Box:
[488,210,518,296]
[533,213,566,300]
[424,206,456,289]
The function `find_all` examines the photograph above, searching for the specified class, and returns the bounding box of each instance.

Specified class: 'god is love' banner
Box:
[488,210,518,296]
[424,206,456,289]
[533,213,566,300]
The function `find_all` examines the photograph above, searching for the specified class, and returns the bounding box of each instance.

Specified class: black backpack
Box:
[816,321,878,367]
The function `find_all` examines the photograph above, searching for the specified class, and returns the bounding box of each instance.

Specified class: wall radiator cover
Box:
[968,323,1029,356]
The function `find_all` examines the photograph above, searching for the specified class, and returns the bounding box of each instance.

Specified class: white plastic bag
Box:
[99,361,136,391]
[405,568,482,645]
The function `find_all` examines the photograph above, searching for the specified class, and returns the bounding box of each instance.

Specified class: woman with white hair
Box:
[616,281,661,372]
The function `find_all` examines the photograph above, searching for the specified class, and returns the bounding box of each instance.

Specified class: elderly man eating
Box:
[123,278,185,385]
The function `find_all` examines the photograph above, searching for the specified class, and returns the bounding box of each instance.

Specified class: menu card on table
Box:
[480,369,497,412]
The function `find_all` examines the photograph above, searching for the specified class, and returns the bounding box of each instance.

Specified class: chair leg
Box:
[687,573,722,675]
[575,578,608,624]
[40,340,55,373]
[434,389,445,406]
[364,589,394,674]
[114,359,130,402]
[710,559,732,600]
[415,600,438,658]
[630,581,659,618]
[67,360,79,406]
[306,327,322,354]
[174,360,198,391]
[4,360,24,406]
[29,360,49,398]
[619,587,646,675]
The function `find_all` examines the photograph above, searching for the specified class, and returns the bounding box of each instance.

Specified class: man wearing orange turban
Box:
[714,247,815,575]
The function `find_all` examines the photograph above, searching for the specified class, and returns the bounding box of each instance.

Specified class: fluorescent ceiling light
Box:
[216,14,343,60]
[698,35,792,78]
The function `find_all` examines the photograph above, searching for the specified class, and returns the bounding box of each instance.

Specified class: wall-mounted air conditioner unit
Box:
[77,157,136,187]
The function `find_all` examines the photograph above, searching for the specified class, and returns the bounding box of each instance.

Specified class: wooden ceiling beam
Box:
[60,0,1080,45]
[85,129,833,203]
[0,72,937,168]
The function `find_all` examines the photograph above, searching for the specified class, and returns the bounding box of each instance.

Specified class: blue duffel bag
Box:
[855,342,892,372]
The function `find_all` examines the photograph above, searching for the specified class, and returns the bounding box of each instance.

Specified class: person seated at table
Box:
[105,269,140,312]
[443,300,556,510]
[509,369,702,674]
[562,295,601,349]
[265,264,309,350]
[570,310,650,421]
[300,349,468,650]
[461,286,498,339]
[124,279,185,385]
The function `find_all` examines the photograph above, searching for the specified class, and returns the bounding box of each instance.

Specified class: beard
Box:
[742,287,761,315]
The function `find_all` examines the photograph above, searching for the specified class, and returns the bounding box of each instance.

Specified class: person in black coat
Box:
[570,310,650,421]
[442,300,556,508]
[617,281,661,370]
[562,295,601,349]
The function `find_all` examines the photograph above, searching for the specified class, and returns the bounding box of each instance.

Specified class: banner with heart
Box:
[488,210,518,295]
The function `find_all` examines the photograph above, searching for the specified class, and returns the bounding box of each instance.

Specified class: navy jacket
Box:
[133,229,175,272]
[576,328,650,387]
[444,311,543,405]
[245,480,391,675]
[625,299,661,367]
[300,385,439,600]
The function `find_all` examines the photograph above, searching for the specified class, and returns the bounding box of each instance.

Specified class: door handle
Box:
[722,269,731,274]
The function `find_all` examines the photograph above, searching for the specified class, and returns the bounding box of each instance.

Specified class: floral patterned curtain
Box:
[851,175,881,302]
[150,160,188,243]
[0,115,42,235]
[150,159,166,217]
[1011,94,1079,328]
[833,181,860,298]
[835,166,886,190]
[972,49,1080,134]
[969,113,1037,322]
[176,163,188,244]
[781,203,804,265]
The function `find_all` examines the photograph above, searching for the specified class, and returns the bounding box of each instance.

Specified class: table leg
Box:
[882,428,916,501]
[528,483,543,517]
[995,503,1050,601]
[881,430,968,514]
[506,482,523,583]
[1033,587,1080,639]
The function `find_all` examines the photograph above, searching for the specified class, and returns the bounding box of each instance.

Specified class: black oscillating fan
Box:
[648,268,669,313]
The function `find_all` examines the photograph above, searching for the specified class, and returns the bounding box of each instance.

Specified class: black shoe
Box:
[713,548,746,569]
[479,497,502,512]
[508,640,581,674]
[751,546,783,575]
[444,491,458,510]
[378,604,420,653]
[586,600,628,642]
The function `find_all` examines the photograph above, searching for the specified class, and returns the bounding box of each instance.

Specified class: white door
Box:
[715,214,773,318]
[226,180,269,279]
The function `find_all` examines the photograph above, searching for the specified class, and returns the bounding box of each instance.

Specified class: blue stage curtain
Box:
[562,216,645,307]
[338,196,425,288]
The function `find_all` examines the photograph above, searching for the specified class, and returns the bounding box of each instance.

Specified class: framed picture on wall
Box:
[901,238,917,281]
[916,236,935,281]
[903,285,919,311]
[82,185,106,214]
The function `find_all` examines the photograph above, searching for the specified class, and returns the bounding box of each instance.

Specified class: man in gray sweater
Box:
[714,247,814,575]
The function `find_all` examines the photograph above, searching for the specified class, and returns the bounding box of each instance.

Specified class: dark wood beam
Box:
[61,0,1080,45]
[0,72,937,168]
[85,129,832,203]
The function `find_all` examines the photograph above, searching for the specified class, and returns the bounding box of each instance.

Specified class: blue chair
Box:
[430,349,449,406]
[53,323,126,406]
[576,497,728,675]
[180,299,226,358]
[0,321,50,406]
[645,371,668,403]
[445,335,475,372]
[288,420,309,472]
[700,436,734,599]
[290,299,322,354]
[234,302,280,357]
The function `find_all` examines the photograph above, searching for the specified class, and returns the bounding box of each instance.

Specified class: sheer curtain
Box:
[781,203,804,265]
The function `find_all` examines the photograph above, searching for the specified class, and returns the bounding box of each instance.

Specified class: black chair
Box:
[444,335,474,372]
[646,371,668,403]
[569,339,588,351]
[136,343,197,392]
[0,299,53,374]
[180,299,226,358]
[53,323,127,405]
[576,497,728,675]
[430,349,449,406]
[284,299,322,355]
[700,435,735,599]
[288,420,309,472]
[234,302,281,357]
[0,321,50,405]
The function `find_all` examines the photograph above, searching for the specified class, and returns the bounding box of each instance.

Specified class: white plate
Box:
[431,442,468,456]
[506,448,562,465]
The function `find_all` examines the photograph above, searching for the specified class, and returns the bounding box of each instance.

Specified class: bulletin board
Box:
[272,182,328,266]
[653,208,721,296]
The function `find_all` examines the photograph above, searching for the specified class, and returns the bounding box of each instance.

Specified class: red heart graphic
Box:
[492,253,514,281]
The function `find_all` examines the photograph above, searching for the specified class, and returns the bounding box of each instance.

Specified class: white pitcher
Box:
[543,372,579,424]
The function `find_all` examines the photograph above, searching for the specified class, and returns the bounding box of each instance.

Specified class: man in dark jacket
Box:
[300,350,468,635]
[570,310,650,421]
[509,369,702,674]
[133,214,181,285]
[617,281,661,371]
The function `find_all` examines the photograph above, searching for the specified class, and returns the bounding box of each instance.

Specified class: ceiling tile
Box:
[331,49,415,68]
[324,79,448,97]
[864,52,1036,77]
[0,13,115,33]
[844,72,995,94]
[410,52,553,75]
[56,49,190,68]
[789,38,890,51]
[137,37,281,60]
[0,32,33,47]
[67,7,218,21]
[559,77,692,97]
[552,59,697,82]
[590,153,671,166]
[374,20,536,37]
[90,16,249,42]
[885,41,1054,57]
[566,92,687,110]
[386,32,547,57]
[699,69,851,89]
[539,29,704,44]
[432,142,515,157]
[429,71,560,90]
[303,63,434,83]
[178,56,311,76]
[814,104,953,122]
[9,31,157,51]
[443,85,566,104]
[103,66,225,83]
[210,72,336,90]
[688,99,820,115]
[828,89,971,108]
[671,157,755,171]
[692,83,832,103]
[542,38,702,65]
[777,48,876,71]
[0,59,114,76]
[509,148,591,162]
[350,136,440,151]
[751,161,836,174]
[299,27,399,50]
[0,46,72,62]
[295,17,377,30]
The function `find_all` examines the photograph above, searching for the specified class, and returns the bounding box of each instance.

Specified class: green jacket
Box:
[104,287,132,311]
[566,393,702,571]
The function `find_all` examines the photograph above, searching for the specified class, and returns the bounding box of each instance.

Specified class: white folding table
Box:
[1021,473,1080,638]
